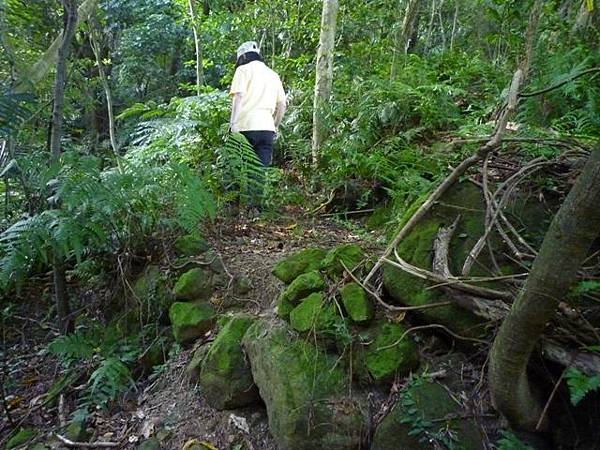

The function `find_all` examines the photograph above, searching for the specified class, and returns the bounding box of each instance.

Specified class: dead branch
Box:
[55,434,119,448]
[519,67,600,98]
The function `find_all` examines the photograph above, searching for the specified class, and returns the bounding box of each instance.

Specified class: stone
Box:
[6,428,36,449]
[173,268,213,301]
[174,234,209,256]
[277,270,326,318]
[289,292,339,334]
[321,244,366,278]
[169,301,216,343]
[340,283,373,323]
[185,343,211,380]
[137,438,162,450]
[361,322,419,383]
[272,248,327,284]
[199,314,260,410]
[243,320,368,450]
[371,379,483,450]
[130,265,173,327]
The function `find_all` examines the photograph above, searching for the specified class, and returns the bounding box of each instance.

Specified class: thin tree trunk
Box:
[50,0,78,334]
[89,23,119,159]
[311,0,339,164]
[450,1,458,51]
[391,0,420,81]
[489,147,600,430]
[188,0,204,94]
[425,0,436,52]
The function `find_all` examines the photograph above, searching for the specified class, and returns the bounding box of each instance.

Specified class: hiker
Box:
[229,41,287,168]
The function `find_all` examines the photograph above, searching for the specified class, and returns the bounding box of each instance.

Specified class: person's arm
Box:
[230,92,243,132]
[274,100,287,129]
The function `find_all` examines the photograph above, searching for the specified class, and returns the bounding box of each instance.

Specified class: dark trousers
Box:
[241,130,275,208]
[241,130,275,167]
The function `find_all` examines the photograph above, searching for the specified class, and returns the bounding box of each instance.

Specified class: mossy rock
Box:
[129,265,174,327]
[6,428,36,449]
[383,183,489,336]
[360,322,418,382]
[186,343,211,380]
[340,283,373,323]
[243,320,368,450]
[199,314,260,410]
[321,244,366,278]
[174,234,209,256]
[137,438,161,450]
[169,301,216,343]
[272,247,327,284]
[371,379,483,450]
[173,268,214,301]
[277,270,326,318]
[289,292,341,334]
[137,337,171,375]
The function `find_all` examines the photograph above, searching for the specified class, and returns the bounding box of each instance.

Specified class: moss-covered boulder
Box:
[277,270,326,318]
[174,234,209,256]
[371,379,483,450]
[340,283,373,323]
[64,420,90,442]
[356,322,418,383]
[6,428,36,449]
[321,244,366,278]
[173,268,213,301]
[199,314,260,410]
[169,301,216,343]
[383,183,489,336]
[272,248,326,284]
[128,265,173,327]
[137,438,161,450]
[243,320,368,450]
[185,343,211,380]
[289,292,340,334]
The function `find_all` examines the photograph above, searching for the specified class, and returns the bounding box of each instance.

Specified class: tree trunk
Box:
[90,22,119,159]
[14,0,97,93]
[489,147,600,431]
[390,0,420,81]
[188,0,204,94]
[311,0,339,164]
[50,0,78,334]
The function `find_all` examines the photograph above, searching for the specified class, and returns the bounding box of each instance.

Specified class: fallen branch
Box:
[519,67,600,98]
[55,434,119,448]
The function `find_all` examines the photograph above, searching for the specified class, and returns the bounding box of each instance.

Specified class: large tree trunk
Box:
[188,0,204,94]
[311,0,339,164]
[489,147,600,430]
[390,0,420,81]
[50,0,78,334]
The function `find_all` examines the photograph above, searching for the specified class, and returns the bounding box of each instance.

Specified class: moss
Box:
[128,265,173,327]
[242,321,367,449]
[64,420,89,442]
[137,438,161,450]
[174,234,209,256]
[364,322,419,382]
[199,314,260,409]
[321,244,366,278]
[279,270,326,307]
[289,292,339,333]
[173,268,213,301]
[272,247,327,284]
[371,379,484,450]
[6,428,36,449]
[168,301,216,343]
[366,205,392,230]
[340,283,374,323]
[276,295,295,318]
[185,343,211,380]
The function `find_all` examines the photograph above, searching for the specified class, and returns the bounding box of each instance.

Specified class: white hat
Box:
[236,41,260,59]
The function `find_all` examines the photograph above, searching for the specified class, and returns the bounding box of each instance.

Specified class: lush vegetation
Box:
[0,0,599,448]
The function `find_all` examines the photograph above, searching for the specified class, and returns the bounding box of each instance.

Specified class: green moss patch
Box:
[289,292,339,333]
[340,283,373,323]
[272,247,326,284]
[169,301,216,343]
[199,314,260,410]
[174,234,209,256]
[363,322,419,382]
[173,268,213,301]
[6,428,37,449]
[321,244,366,278]
[277,270,326,319]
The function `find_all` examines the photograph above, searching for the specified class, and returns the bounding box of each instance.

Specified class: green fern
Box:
[87,357,134,407]
[216,132,265,205]
[0,88,34,138]
[566,368,600,406]
[49,333,95,367]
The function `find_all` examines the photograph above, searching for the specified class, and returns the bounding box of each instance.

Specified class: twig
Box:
[322,208,375,217]
[519,67,600,98]
[535,355,576,431]
[376,324,489,352]
[55,434,119,448]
